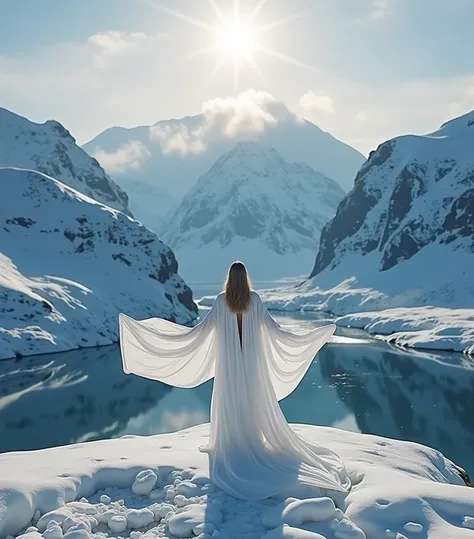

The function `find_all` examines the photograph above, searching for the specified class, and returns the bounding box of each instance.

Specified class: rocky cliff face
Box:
[310,110,474,304]
[0,108,131,215]
[0,167,197,359]
[161,141,345,281]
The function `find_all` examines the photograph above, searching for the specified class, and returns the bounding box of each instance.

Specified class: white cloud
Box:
[149,89,299,156]
[93,141,151,173]
[299,91,335,114]
[369,0,392,20]
[88,31,148,55]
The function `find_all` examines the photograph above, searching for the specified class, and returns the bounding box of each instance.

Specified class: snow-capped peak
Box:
[161,141,345,281]
[0,107,131,215]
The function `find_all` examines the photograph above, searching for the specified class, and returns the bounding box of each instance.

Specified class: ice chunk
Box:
[403,522,423,533]
[43,523,63,539]
[262,524,327,539]
[62,530,90,539]
[100,495,111,505]
[176,480,202,497]
[63,517,91,533]
[108,514,127,533]
[264,498,336,528]
[193,522,216,535]
[132,469,158,496]
[65,502,97,516]
[262,498,300,528]
[37,508,74,532]
[167,503,222,538]
[152,503,176,520]
[334,517,366,538]
[463,516,474,530]
[16,534,42,539]
[127,508,155,528]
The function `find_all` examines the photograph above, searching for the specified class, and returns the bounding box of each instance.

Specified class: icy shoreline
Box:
[239,283,474,356]
[1,424,473,539]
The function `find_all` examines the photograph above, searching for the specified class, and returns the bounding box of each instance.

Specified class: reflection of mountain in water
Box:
[0,345,172,451]
[319,343,474,475]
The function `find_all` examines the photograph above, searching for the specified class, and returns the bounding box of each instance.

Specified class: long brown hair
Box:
[224,261,252,313]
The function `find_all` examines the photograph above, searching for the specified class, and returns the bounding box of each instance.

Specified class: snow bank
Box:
[337,307,474,355]
[0,424,473,539]
[260,280,474,355]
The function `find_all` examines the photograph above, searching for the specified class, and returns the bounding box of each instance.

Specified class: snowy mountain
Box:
[161,141,345,281]
[309,110,474,308]
[83,101,364,229]
[0,108,131,215]
[0,167,197,360]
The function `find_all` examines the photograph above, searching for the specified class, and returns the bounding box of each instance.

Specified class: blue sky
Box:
[1,0,474,154]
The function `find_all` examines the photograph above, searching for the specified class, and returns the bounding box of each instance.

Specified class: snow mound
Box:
[0,424,473,539]
[0,167,197,359]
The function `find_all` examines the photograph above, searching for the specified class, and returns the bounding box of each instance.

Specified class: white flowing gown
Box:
[119,291,350,499]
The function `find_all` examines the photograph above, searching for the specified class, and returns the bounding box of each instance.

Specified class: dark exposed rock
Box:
[442,188,474,247]
[310,110,474,283]
[112,253,132,266]
[310,179,380,277]
[380,224,426,271]
[178,286,198,314]
[229,201,267,239]
[379,164,426,249]
[354,141,394,184]
[5,217,35,228]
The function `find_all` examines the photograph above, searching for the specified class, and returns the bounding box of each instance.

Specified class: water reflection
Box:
[318,342,474,475]
[0,317,473,477]
[0,345,172,451]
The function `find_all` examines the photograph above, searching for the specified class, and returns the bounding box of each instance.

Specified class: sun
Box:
[137,0,316,92]
[215,19,258,58]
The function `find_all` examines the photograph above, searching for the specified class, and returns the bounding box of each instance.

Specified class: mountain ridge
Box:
[161,140,345,281]
[0,107,131,215]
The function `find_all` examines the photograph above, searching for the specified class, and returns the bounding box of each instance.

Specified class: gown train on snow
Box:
[119,291,350,499]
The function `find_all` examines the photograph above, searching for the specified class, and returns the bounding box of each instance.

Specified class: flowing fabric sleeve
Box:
[254,292,336,401]
[119,295,221,387]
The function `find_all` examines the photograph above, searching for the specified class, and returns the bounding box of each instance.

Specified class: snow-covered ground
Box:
[1,423,473,539]
[259,279,474,355]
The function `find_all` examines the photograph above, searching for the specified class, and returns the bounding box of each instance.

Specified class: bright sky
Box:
[1,0,474,155]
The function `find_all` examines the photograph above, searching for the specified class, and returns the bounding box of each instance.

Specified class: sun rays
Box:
[136,0,317,92]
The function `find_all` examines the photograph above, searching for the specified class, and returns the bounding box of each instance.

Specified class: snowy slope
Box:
[161,141,345,281]
[117,175,177,234]
[83,103,364,227]
[0,108,131,215]
[0,167,197,360]
[307,109,474,303]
